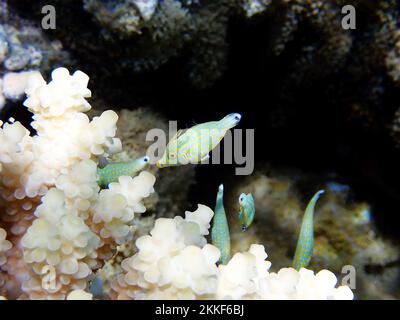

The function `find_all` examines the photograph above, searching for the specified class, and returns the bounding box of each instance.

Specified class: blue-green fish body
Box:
[97,156,149,188]
[292,190,325,270]
[238,193,255,232]
[156,113,242,168]
[211,184,231,265]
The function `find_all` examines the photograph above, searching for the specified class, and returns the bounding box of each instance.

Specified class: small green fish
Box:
[97,156,149,188]
[211,184,231,265]
[292,190,325,270]
[156,113,242,168]
[238,193,255,232]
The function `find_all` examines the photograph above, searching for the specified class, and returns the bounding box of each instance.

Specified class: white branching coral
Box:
[2,71,43,101]
[0,228,12,293]
[216,244,272,299]
[260,268,354,300]
[20,188,101,300]
[55,160,100,216]
[0,228,12,267]
[0,67,156,299]
[19,166,156,299]
[90,171,156,259]
[108,205,220,299]
[66,289,93,300]
[108,205,354,300]
[24,67,92,117]
[0,71,43,110]
[0,67,121,201]
[217,246,353,300]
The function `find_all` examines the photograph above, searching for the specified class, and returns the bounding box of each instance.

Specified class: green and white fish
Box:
[211,184,231,265]
[238,193,255,232]
[292,190,325,270]
[156,113,242,168]
[97,156,149,188]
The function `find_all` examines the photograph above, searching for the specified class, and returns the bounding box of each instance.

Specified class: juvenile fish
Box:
[97,156,149,188]
[292,190,325,270]
[211,184,231,265]
[238,193,255,232]
[156,113,242,168]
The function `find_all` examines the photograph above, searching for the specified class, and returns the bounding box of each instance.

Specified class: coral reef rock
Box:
[0,2,71,112]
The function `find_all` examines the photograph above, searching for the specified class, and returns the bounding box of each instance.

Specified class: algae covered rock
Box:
[0,1,71,113]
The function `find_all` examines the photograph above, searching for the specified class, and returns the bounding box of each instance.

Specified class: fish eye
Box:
[233,113,242,121]
[239,196,244,202]
[144,156,149,162]
[241,225,247,232]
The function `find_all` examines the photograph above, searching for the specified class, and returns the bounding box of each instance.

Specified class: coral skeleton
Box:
[0,68,154,299]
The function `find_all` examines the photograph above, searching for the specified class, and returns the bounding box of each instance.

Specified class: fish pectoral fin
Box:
[168,129,189,147]
[170,129,188,142]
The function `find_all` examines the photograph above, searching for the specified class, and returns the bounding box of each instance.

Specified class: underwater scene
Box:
[0,0,399,301]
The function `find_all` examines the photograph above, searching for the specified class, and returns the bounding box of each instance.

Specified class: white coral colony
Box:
[0,68,154,299]
[0,68,354,300]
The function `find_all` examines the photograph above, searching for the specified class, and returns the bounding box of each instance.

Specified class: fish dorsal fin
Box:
[176,129,187,139]
[169,129,187,142]
[170,129,191,150]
